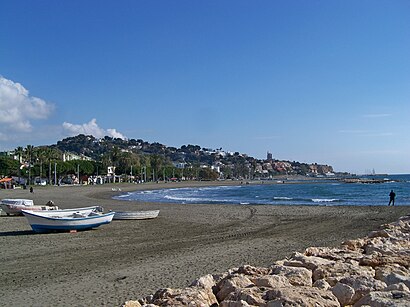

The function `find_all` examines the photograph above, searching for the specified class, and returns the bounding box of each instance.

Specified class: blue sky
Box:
[1,1,409,174]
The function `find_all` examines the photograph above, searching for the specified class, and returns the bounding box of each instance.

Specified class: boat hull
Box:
[0,199,58,216]
[22,210,115,233]
[113,210,159,220]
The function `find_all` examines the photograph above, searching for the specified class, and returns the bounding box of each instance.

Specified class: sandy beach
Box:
[0,182,408,306]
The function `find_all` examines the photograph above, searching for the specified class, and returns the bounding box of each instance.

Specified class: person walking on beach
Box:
[388,190,396,206]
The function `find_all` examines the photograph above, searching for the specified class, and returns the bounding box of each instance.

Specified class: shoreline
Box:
[0,182,409,306]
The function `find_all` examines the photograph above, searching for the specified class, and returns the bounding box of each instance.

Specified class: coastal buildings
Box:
[0,135,338,185]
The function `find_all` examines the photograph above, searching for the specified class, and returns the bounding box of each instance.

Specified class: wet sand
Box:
[0,182,408,306]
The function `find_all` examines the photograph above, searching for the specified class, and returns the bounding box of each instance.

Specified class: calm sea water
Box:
[114,175,410,206]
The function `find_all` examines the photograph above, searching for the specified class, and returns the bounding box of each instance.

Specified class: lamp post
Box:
[144,166,147,182]
[54,162,57,186]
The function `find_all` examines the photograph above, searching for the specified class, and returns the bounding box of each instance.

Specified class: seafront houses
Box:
[0,135,341,186]
[309,163,334,177]
[62,152,94,162]
[173,162,186,169]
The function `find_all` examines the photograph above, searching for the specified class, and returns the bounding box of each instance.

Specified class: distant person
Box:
[29,186,34,193]
[388,190,396,206]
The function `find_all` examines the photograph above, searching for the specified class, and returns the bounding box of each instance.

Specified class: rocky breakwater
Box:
[124,215,410,307]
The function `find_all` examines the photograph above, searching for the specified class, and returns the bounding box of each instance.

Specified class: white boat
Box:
[113,210,160,220]
[30,206,103,217]
[0,199,59,216]
[22,208,115,233]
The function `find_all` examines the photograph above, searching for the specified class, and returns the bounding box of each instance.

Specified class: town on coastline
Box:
[1,134,349,189]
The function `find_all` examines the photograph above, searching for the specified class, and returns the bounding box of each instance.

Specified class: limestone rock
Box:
[354,290,410,307]
[224,287,265,306]
[190,274,217,291]
[271,265,313,286]
[124,215,410,307]
[338,275,386,304]
[313,260,375,286]
[219,300,253,307]
[313,279,331,290]
[382,272,410,289]
[149,286,218,306]
[331,282,355,306]
[250,275,292,289]
[123,301,142,307]
[341,238,367,251]
[264,286,339,306]
[284,252,335,271]
[216,275,254,301]
[384,282,410,292]
[305,246,363,262]
[235,265,271,276]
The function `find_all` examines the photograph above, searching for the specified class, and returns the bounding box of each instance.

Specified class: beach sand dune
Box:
[0,182,408,306]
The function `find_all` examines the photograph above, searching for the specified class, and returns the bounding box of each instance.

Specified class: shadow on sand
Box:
[0,230,34,236]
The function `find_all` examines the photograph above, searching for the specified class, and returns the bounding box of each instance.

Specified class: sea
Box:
[114,174,410,206]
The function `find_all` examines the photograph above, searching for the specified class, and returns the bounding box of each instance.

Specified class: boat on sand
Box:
[22,207,114,233]
[28,206,103,217]
[113,210,159,220]
[0,199,59,216]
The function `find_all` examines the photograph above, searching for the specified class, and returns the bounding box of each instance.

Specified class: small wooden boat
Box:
[22,207,115,233]
[0,199,59,216]
[30,206,103,217]
[113,210,159,220]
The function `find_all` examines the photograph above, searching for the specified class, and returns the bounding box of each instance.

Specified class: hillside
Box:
[52,134,334,178]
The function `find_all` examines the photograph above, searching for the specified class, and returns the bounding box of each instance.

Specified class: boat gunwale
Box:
[22,210,115,222]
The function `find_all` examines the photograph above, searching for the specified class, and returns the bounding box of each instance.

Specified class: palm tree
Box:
[35,147,47,179]
[14,146,24,184]
[25,145,34,185]
[44,147,60,185]
[150,154,162,181]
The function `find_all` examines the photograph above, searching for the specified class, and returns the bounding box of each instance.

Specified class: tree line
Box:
[0,144,219,185]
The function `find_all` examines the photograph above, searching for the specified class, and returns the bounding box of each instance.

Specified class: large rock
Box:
[312,260,375,286]
[305,246,363,262]
[224,287,265,306]
[331,282,355,306]
[219,300,253,307]
[283,252,335,271]
[250,275,292,288]
[264,286,339,306]
[148,286,218,306]
[338,275,386,304]
[235,265,271,276]
[313,279,331,290]
[123,301,142,307]
[216,275,254,302]
[354,290,410,306]
[271,265,313,286]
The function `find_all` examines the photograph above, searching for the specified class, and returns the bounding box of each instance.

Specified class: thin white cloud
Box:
[363,113,391,118]
[62,118,126,140]
[0,76,54,135]
[364,132,393,137]
[339,130,392,137]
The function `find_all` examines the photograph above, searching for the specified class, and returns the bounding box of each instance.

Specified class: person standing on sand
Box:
[388,190,396,206]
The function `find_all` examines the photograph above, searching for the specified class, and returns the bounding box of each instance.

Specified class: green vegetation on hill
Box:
[0,134,335,184]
